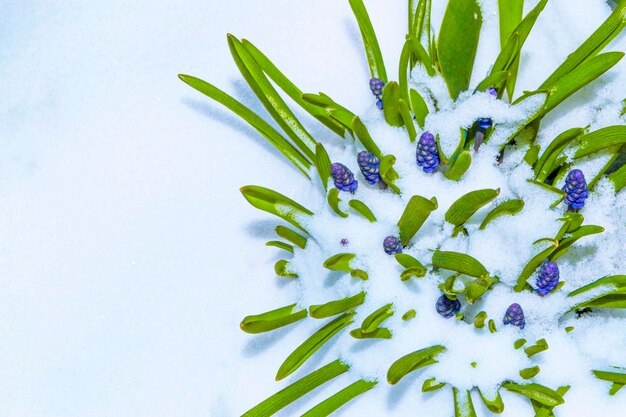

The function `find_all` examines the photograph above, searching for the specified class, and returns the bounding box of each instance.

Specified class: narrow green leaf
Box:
[241,39,346,137]
[531,385,570,417]
[275,259,298,278]
[514,339,527,349]
[438,0,482,99]
[410,88,429,128]
[382,82,404,127]
[275,225,307,249]
[407,35,435,76]
[514,243,557,292]
[474,311,487,328]
[301,92,356,133]
[401,266,427,281]
[349,199,377,222]
[361,304,394,333]
[465,276,500,304]
[328,188,348,218]
[569,275,626,297]
[453,387,477,417]
[179,75,311,176]
[575,125,626,159]
[350,327,392,339]
[323,253,356,273]
[432,250,489,278]
[228,35,317,160]
[539,2,626,90]
[524,144,541,166]
[524,339,549,357]
[488,319,497,333]
[479,199,524,230]
[498,0,524,100]
[445,151,472,182]
[352,116,383,158]
[300,379,377,417]
[588,147,623,190]
[475,71,509,93]
[241,185,313,232]
[479,388,504,414]
[410,0,432,53]
[387,345,446,384]
[350,269,369,280]
[422,378,446,392]
[395,253,424,269]
[445,188,500,227]
[594,369,626,385]
[570,288,626,311]
[502,382,565,407]
[535,127,585,180]
[241,360,349,417]
[609,163,626,192]
[315,143,331,191]
[380,154,402,194]
[265,241,294,253]
[520,366,541,379]
[309,292,366,319]
[403,309,417,321]
[398,195,438,246]
[276,312,355,380]
[241,304,307,334]
[399,99,417,142]
[550,225,605,261]
[349,0,387,81]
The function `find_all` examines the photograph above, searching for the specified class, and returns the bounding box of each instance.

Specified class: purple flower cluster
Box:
[416,132,440,173]
[436,295,461,319]
[383,235,402,255]
[357,151,382,185]
[562,169,589,209]
[536,261,560,296]
[503,303,525,329]
[369,78,385,110]
[331,163,358,192]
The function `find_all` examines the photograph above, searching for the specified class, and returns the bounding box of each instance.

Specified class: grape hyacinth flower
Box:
[503,303,525,329]
[562,169,589,209]
[340,238,349,246]
[369,78,385,110]
[536,261,560,296]
[436,295,461,319]
[416,132,440,173]
[474,87,498,151]
[357,151,382,185]
[383,235,402,255]
[331,162,358,193]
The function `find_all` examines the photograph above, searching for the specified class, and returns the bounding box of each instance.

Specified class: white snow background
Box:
[1,0,625,416]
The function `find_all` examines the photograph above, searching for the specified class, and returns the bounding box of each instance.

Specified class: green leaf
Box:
[524,144,541,166]
[438,0,482,99]
[497,0,524,100]
[241,360,349,417]
[241,39,346,137]
[265,241,294,253]
[276,312,355,380]
[398,195,438,246]
[570,288,626,311]
[301,92,356,133]
[315,143,332,191]
[227,35,317,160]
[479,388,504,414]
[380,154,402,194]
[588,147,624,191]
[524,339,548,357]
[241,185,313,232]
[593,369,626,385]
[387,345,446,384]
[432,250,489,278]
[445,188,500,227]
[348,199,377,222]
[352,116,383,158]
[399,99,418,142]
[382,82,404,127]
[540,52,624,118]
[275,259,298,278]
[574,125,626,159]
[520,366,541,379]
[422,378,446,392]
[179,75,311,176]
[348,0,387,81]
[406,35,435,76]
[402,309,417,321]
[474,311,487,329]
[350,269,369,280]
[327,188,349,218]
[550,225,605,261]
[535,127,585,181]
[453,387,477,417]
[514,243,557,292]
[300,379,377,417]
[609,163,626,192]
[465,276,500,304]
[502,382,565,407]
[350,327,392,339]
[479,199,524,230]
[309,292,366,319]
[361,304,394,333]
[410,0,432,53]
[569,275,626,297]
[475,71,510,93]
[410,88,429,128]
[514,339,527,349]
[488,319,497,333]
[444,151,472,181]
[395,253,424,269]
[539,2,626,90]
[400,266,427,281]
[275,225,307,249]
[531,385,570,417]
[323,253,356,273]
[241,304,307,334]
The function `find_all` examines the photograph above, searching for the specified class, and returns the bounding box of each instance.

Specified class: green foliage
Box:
[446,188,500,228]
[387,345,445,384]
[301,379,377,417]
[432,250,489,278]
[328,188,349,218]
[398,195,438,245]
[241,185,313,232]
[349,0,387,81]
[479,199,524,230]
[240,304,307,334]
[309,292,366,319]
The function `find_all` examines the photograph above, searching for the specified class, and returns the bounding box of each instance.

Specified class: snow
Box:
[1,0,626,417]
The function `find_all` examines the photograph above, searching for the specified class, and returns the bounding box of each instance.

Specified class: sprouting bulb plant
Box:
[180,0,626,415]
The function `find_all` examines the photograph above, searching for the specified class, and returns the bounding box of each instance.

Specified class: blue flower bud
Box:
[376,99,383,110]
[383,235,402,255]
[369,78,385,98]
[357,151,382,185]
[331,163,358,193]
[562,169,588,209]
[416,132,440,173]
[503,303,525,329]
[436,295,461,318]
[536,261,559,296]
